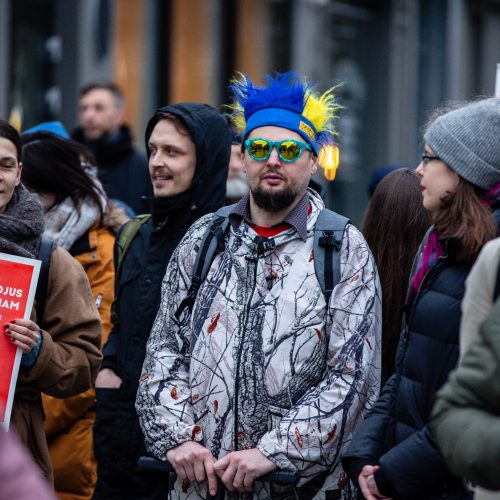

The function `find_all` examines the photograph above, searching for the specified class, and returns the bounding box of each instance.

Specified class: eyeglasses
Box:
[421,154,441,165]
[244,138,312,163]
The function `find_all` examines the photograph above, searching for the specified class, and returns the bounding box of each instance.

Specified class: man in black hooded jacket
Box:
[92,103,231,499]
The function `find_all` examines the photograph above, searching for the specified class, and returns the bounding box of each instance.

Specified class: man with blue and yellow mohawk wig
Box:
[136,71,381,499]
[230,71,340,181]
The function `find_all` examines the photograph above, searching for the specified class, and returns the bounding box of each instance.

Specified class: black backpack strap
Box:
[196,205,234,283]
[175,205,235,319]
[313,209,350,303]
[35,238,56,324]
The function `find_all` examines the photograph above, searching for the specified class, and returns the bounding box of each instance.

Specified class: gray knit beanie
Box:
[424,98,500,190]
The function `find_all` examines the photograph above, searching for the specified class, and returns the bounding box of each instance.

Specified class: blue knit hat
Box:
[23,121,70,139]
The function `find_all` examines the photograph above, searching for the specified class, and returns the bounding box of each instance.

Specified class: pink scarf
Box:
[409,230,444,300]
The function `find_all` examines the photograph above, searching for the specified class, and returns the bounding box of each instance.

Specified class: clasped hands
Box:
[166,441,277,495]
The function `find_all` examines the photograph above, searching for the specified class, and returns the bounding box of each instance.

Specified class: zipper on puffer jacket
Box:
[404,257,446,346]
[233,252,259,452]
[389,257,447,423]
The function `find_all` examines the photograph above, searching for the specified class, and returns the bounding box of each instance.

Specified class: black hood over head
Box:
[145,102,231,219]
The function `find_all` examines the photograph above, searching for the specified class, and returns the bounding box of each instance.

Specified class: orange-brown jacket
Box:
[42,221,117,499]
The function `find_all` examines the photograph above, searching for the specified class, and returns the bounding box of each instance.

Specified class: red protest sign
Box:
[0,252,40,429]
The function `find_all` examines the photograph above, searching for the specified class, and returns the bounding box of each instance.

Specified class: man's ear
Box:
[310,154,318,175]
[115,107,125,127]
[240,151,246,172]
[16,162,22,186]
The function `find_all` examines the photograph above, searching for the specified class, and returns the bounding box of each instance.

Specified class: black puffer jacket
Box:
[93,104,231,484]
[342,236,473,500]
[72,125,151,215]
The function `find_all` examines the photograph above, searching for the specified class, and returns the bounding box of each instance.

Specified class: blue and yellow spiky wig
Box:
[228,71,340,155]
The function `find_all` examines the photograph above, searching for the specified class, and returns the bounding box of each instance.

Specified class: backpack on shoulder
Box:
[110,214,151,326]
[114,214,152,282]
[113,206,350,320]
[175,204,350,318]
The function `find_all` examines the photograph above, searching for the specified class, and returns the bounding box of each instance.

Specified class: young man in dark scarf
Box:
[92,103,231,499]
[0,120,102,483]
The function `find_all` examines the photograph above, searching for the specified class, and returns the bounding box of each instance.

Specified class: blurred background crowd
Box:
[2,0,500,224]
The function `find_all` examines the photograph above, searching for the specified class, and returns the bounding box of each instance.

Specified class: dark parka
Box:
[93,104,231,487]
[342,236,473,499]
[72,125,151,215]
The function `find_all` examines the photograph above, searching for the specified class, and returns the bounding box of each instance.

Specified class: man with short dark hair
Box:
[92,103,231,499]
[136,72,381,499]
[72,82,151,215]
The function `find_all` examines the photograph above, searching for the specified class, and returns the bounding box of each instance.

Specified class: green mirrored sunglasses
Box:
[244,138,312,163]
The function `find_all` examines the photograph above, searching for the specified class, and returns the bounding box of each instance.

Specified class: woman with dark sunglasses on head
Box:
[342,97,500,500]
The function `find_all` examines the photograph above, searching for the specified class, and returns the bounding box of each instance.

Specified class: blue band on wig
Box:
[244,108,318,154]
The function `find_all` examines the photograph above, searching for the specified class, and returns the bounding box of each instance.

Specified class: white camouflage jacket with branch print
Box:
[136,190,381,499]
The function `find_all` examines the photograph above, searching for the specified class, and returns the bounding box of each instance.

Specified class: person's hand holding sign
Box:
[4,319,41,354]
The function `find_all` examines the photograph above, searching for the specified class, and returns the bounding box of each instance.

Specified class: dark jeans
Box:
[93,463,170,500]
[93,386,170,499]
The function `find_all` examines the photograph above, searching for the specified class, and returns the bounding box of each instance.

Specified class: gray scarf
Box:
[43,162,107,250]
[43,195,102,250]
[0,184,45,258]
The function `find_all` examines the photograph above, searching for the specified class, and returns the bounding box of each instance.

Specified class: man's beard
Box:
[251,183,300,212]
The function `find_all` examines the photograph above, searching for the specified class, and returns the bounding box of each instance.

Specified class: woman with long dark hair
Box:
[343,98,500,500]
[21,131,126,500]
[22,133,105,220]
[363,168,431,384]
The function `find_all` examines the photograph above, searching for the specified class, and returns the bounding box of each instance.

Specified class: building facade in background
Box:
[1,0,499,223]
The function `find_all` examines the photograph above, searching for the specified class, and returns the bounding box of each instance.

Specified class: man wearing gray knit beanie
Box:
[423,98,500,190]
